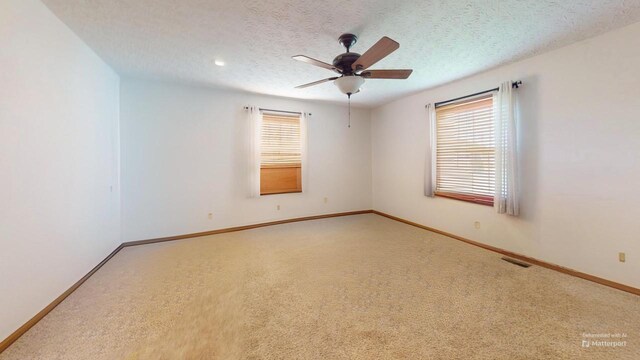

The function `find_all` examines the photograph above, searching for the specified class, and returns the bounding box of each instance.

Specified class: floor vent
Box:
[501,257,532,268]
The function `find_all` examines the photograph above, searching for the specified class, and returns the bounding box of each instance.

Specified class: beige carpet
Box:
[2,214,639,359]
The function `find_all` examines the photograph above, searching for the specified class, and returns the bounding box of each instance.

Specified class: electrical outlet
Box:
[208,213,213,220]
[474,221,481,229]
[277,205,280,211]
[619,252,626,263]
[324,197,328,204]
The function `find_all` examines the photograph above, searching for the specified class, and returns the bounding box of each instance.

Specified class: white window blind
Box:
[435,94,495,205]
[260,113,301,167]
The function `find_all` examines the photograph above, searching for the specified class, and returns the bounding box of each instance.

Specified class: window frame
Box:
[434,93,496,207]
[259,111,303,196]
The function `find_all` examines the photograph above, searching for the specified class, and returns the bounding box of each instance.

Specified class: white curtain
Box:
[248,106,262,198]
[424,103,437,197]
[300,112,309,193]
[494,82,519,215]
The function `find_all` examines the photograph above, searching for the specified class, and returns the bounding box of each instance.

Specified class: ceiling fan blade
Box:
[292,55,336,71]
[361,69,413,79]
[352,36,399,71]
[295,77,339,89]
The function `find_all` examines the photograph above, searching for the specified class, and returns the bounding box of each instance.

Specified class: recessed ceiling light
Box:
[214,60,225,67]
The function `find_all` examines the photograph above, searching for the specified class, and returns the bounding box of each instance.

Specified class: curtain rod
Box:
[432,81,522,108]
[243,107,311,116]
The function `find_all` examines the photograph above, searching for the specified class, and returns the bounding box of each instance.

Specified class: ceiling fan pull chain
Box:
[348,94,351,128]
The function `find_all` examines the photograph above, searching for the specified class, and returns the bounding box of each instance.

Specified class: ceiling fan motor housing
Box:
[333,52,361,75]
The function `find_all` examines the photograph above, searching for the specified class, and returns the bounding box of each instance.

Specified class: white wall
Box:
[0,0,121,340]
[120,79,372,241]
[371,22,640,288]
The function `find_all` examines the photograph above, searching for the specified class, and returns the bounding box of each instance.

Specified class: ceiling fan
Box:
[293,33,413,97]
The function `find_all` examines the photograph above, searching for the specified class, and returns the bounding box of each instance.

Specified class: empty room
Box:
[2,0,640,358]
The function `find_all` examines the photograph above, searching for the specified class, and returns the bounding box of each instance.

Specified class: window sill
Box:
[435,191,494,207]
[260,190,302,196]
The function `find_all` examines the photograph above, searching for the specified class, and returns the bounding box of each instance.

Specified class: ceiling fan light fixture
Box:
[334,75,364,95]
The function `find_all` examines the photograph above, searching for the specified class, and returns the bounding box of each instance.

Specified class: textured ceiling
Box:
[42,0,640,107]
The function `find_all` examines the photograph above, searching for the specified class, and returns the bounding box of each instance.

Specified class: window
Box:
[260,112,302,195]
[435,94,495,206]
